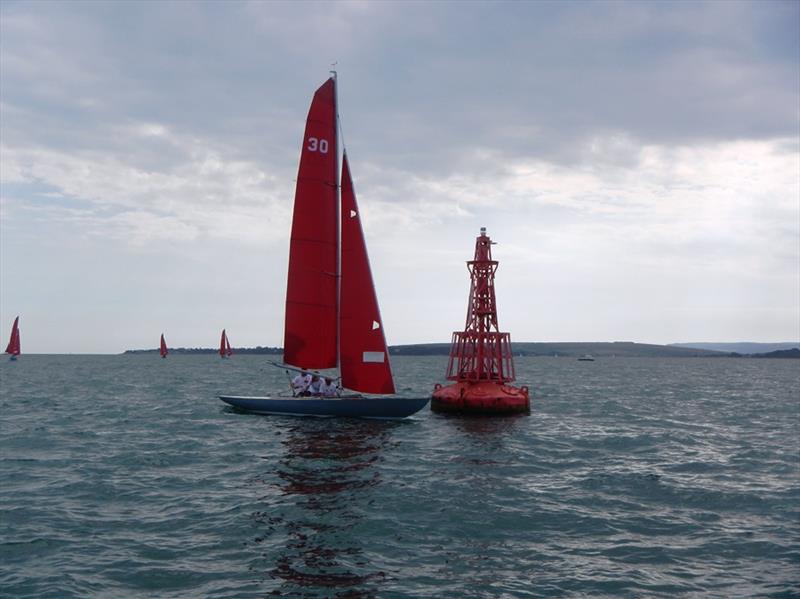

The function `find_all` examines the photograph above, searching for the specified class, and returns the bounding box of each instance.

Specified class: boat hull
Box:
[219,395,429,419]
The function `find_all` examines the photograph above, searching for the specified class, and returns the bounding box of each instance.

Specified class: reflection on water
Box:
[440,413,527,435]
[250,419,396,596]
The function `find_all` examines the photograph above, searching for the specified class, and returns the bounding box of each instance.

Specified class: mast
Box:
[332,69,342,374]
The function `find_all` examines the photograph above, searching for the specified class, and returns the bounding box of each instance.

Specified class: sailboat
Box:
[160,334,168,358]
[220,75,429,419]
[219,329,232,358]
[5,316,20,360]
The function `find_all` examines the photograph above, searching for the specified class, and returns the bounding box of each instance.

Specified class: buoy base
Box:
[431,381,530,415]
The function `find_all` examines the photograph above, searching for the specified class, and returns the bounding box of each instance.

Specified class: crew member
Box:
[319,377,340,397]
[291,371,312,396]
[308,375,323,396]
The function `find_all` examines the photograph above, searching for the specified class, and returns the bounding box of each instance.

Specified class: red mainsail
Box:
[160,334,168,358]
[283,77,338,369]
[5,316,20,356]
[339,154,395,394]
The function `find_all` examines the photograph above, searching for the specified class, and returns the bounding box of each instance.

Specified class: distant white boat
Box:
[578,354,595,362]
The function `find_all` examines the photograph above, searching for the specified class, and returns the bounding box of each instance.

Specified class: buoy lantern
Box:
[431,228,530,415]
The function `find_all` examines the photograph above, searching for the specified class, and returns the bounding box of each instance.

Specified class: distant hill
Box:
[751,348,800,359]
[389,342,728,358]
[671,342,800,354]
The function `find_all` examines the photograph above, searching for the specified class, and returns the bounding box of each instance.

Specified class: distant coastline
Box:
[124,346,282,356]
[123,341,800,358]
[669,342,800,354]
[391,342,798,358]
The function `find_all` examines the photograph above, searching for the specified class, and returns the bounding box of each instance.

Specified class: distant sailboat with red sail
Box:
[5,316,20,361]
[219,75,428,418]
[160,334,168,358]
[219,329,232,358]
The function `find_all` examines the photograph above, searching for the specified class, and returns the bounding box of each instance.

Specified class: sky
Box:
[1,0,798,354]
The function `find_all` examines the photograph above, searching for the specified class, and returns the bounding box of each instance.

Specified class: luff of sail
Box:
[339,154,396,394]
[283,77,338,369]
[5,316,20,356]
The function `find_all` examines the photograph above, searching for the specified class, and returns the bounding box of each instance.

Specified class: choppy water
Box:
[1,355,798,598]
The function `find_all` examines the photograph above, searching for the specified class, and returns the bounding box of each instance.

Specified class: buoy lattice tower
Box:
[431,227,530,415]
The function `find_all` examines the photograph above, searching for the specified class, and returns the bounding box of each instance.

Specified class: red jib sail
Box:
[283,77,338,369]
[339,154,395,394]
[225,334,232,357]
[5,316,20,356]
[160,334,168,358]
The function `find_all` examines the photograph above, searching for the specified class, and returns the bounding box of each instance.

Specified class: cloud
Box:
[362,134,798,343]
[1,0,797,350]
[0,119,291,247]
[3,1,797,172]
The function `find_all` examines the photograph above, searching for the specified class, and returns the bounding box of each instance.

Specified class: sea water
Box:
[0,355,797,598]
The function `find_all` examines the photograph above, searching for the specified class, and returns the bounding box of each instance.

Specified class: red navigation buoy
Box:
[431,227,530,415]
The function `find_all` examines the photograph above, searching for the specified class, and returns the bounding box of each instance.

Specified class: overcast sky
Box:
[1,0,798,354]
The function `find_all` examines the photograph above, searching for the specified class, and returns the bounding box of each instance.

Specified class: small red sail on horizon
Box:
[220,329,233,358]
[160,334,168,358]
[5,316,20,356]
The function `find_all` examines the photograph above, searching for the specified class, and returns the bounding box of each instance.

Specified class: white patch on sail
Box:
[362,351,385,363]
[372,320,380,330]
[350,209,357,218]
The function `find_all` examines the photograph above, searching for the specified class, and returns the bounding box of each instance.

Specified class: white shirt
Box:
[308,377,323,395]
[292,373,312,394]
[319,380,340,397]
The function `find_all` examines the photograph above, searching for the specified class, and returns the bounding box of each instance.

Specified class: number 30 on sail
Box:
[307,137,328,153]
